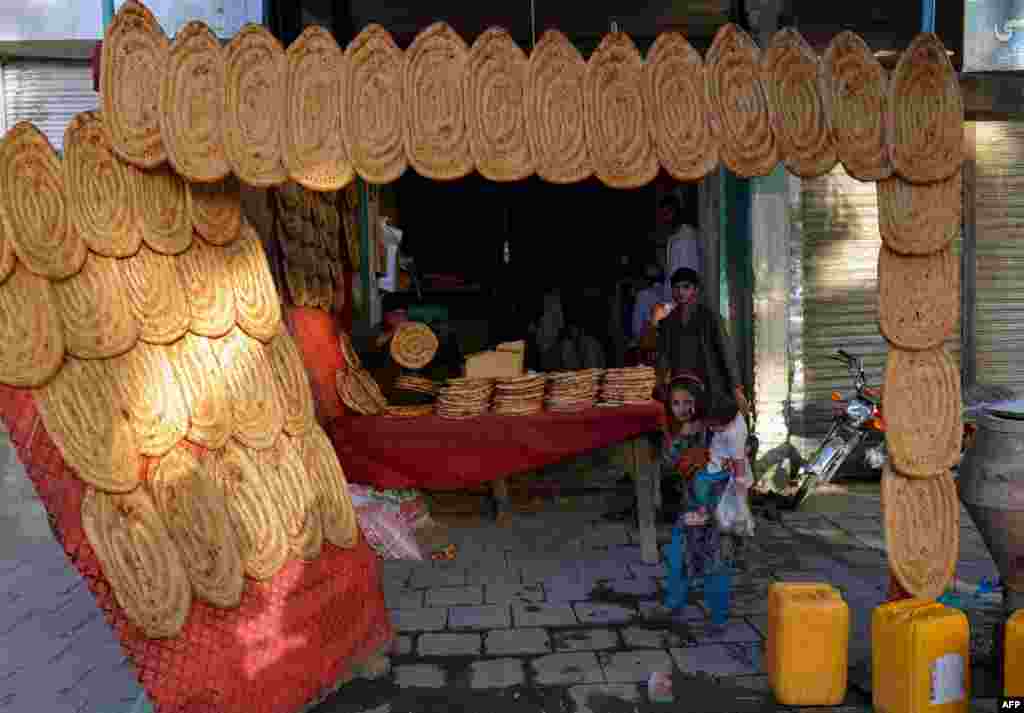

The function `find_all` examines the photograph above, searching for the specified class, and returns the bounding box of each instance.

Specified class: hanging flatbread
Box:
[109,341,190,457]
[465,28,533,182]
[761,28,836,179]
[643,32,719,183]
[342,25,407,184]
[584,33,658,189]
[877,170,961,256]
[284,25,354,192]
[403,22,473,181]
[100,0,169,168]
[223,24,288,187]
[823,31,893,182]
[167,333,233,450]
[81,486,192,638]
[228,221,282,342]
[878,243,959,351]
[882,466,959,600]
[63,111,142,257]
[0,208,14,285]
[191,177,243,246]
[176,238,237,338]
[526,30,592,184]
[255,437,323,560]
[148,447,245,608]
[34,357,140,492]
[705,24,778,178]
[0,262,65,388]
[119,244,191,345]
[160,20,230,183]
[888,33,963,185]
[131,163,194,255]
[267,328,315,436]
[883,345,962,477]
[390,321,439,370]
[299,424,358,549]
[0,122,86,279]
[211,440,289,580]
[339,331,362,370]
[213,327,285,451]
[54,253,139,359]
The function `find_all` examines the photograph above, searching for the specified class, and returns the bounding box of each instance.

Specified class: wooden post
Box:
[634,437,659,564]
[492,478,511,525]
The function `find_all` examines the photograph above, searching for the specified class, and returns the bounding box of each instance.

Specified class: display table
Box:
[328,402,666,562]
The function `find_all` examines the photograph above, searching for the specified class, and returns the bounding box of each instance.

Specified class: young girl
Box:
[664,396,754,629]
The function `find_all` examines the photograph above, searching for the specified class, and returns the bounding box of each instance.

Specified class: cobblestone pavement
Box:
[0,418,1009,713]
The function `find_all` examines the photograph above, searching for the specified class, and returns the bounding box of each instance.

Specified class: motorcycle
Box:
[781,349,885,510]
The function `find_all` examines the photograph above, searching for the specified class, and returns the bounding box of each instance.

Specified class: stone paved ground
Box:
[0,415,1009,713]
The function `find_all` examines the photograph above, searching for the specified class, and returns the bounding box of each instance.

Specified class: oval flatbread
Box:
[118,244,191,345]
[34,357,140,492]
[167,333,233,450]
[109,342,189,457]
[705,24,778,179]
[267,329,315,436]
[160,20,230,183]
[0,262,64,387]
[883,345,962,477]
[761,28,836,179]
[81,486,192,638]
[63,111,142,258]
[228,221,282,342]
[877,170,961,256]
[525,30,592,184]
[284,25,353,191]
[191,177,243,246]
[339,331,362,370]
[643,32,719,183]
[390,321,439,370]
[212,440,289,580]
[131,164,194,255]
[223,24,288,187]
[584,33,658,189]
[465,28,533,182]
[882,466,959,600]
[342,25,407,184]
[53,253,139,359]
[213,327,285,451]
[878,243,959,351]
[299,424,358,549]
[0,122,86,279]
[403,22,473,181]
[148,447,244,608]
[888,33,963,185]
[100,0,169,168]
[255,437,323,560]
[176,238,237,338]
[823,31,893,182]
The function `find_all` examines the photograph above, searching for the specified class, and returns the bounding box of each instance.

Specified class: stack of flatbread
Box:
[492,373,546,416]
[599,366,658,406]
[545,369,603,412]
[395,374,439,396]
[435,377,494,420]
[337,367,388,416]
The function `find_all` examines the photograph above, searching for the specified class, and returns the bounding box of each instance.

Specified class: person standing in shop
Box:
[629,264,667,367]
[658,195,702,294]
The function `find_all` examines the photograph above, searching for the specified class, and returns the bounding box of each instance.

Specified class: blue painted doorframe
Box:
[722,172,754,397]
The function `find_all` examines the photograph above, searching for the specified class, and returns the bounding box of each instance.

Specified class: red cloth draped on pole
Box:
[0,385,393,713]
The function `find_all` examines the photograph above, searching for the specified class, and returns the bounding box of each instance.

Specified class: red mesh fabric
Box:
[286,306,349,422]
[328,403,666,490]
[0,385,393,713]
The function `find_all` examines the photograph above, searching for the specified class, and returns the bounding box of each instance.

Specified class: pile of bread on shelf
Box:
[98,1,959,193]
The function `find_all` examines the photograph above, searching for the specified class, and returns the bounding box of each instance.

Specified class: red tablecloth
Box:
[328,402,665,491]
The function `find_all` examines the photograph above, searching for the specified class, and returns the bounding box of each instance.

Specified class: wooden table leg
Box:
[633,437,659,564]
[492,478,511,526]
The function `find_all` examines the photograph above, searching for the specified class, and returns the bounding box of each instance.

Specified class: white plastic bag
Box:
[714,478,756,537]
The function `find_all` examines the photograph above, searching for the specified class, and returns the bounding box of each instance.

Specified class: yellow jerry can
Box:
[767,582,849,706]
[871,600,970,713]
[1007,609,1024,698]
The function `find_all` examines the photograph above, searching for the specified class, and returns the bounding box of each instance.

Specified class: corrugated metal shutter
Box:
[974,121,1024,394]
[789,166,962,452]
[1,60,98,152]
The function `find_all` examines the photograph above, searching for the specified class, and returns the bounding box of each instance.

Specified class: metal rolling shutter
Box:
[973,121,1024,394]
[789,166,962,451]
[1,60,98,152]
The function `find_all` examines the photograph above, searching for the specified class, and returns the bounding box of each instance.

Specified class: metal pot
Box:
[958,406,1024,613]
